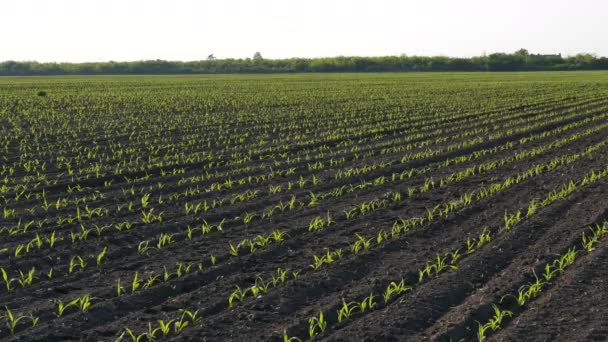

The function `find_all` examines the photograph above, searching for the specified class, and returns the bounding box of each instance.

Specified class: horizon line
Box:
[2,50,603,64]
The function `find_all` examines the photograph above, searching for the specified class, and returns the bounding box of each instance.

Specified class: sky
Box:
[2,0,607,62]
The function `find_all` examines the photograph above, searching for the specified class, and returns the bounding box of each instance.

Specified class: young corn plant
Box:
[178,308,202,325]
[156,233,175,249]
[17,267,36,288]
[45,231,59,249]
[141,208,163,224]
[69,255,87,274]
[119,327,148,342]
[418,254,458,283]
[76,294,94,312]
[283,331,302,342]
[477,321,491,342]
[184,201,203,215]
[308,216,325,232]
[485,304,513,330]
[140,193,150,209]
[582,230,599,252]
[542,263,559,281]
[137,241,155,256]
[55,297,80,317]
[162,266,174,281]
[503,273,545,306]
[144,273,161,289]
[116,278,125,296]
[242,212,258,225]
[308,311,327,339]
[383,279,412,303]
[1,268,17,292]
[308,212,334,232]
[343,207,358,220]
[131,272,142,293]
[503,210,522,231]
[376,229,389,244]
[477,304,514,341]
[526,199,539,217]
[466,227,492,253]
[270,229,288,242]
[271,268,290,286]
[3,306,39,334]
[229,242,240,256]
[309,249,342,270]
[249,277,271,297]
[156,319,175,336]
[200,218,225,235]
[96,246,108,267]
[186,225,195,240]
[553,247,577,272]
[359,293,378,312]
[349,233,372,255]
[308,192,320,206]
[337,299,360,323]
[228,285,249,308]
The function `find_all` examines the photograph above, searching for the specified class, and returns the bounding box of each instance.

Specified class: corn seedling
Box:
[76,294,93,312]
[343,207,358,220]
[1,268,17,292]
[527,199,538,217]
[156,319,175,336]
[140,193,150,209]
[308,311,327,338]
[383,279,412,303]
[553,247,578,272]
[144,273,161,289]
[179,308,202,324]
[229,285,249,308]
[241,212,256,225]
[359,292,378,312]
[17,267,36,288]
[137,241,155,256]
[271,268,290,286]
[270,229,288,242]
[503,210,522,231]
[283,330,302,342]
[156,233,175,249]
[55,297,80,317]
[69,255,87,273]
[96,246,108,266]
[229,242,240,256]
[131,272,142,293]
[116,278,125,296]
[141,208,163,224]
[337,299,360,323]
[3,306,38,334]
[120,327,147,342]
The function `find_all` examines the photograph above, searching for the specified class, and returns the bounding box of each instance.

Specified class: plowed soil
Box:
[0,73,607,342]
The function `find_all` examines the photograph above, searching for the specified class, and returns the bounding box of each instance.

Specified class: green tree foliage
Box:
[1,50,607,75]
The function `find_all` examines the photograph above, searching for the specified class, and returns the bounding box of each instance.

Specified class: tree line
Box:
[2,50,607,75]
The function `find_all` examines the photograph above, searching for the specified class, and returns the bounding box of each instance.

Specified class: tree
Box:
[253,52,263,60]
[573,53,594,69]
[487,53,526,71]
[207,54,216,60]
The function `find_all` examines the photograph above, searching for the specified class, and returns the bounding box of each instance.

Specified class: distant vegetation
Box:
[2,49,607,75]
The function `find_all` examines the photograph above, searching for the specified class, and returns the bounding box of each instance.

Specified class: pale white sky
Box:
[2,0,606,62]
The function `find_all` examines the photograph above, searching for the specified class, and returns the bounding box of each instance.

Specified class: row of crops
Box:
[1,72,608,341]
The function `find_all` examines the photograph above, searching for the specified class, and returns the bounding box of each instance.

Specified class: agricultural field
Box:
[1,72,608,341]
